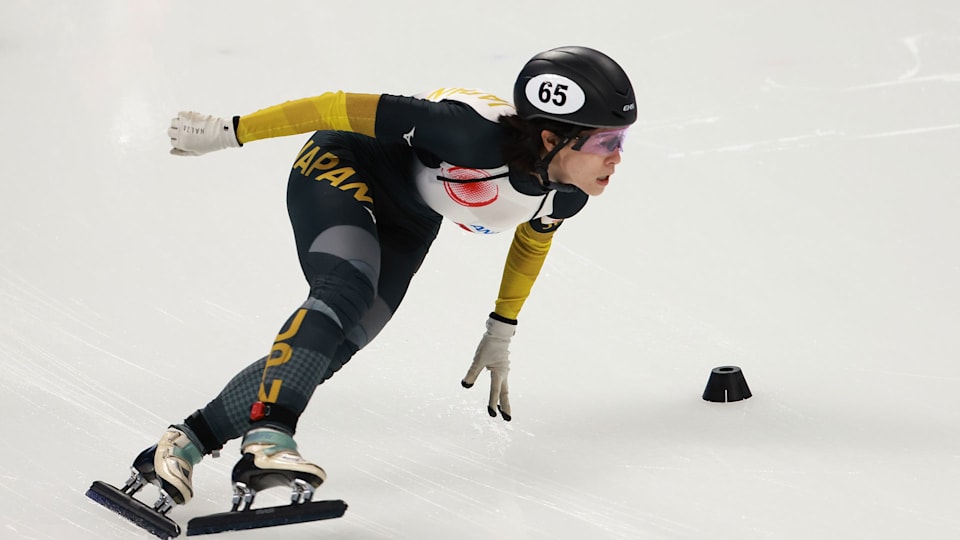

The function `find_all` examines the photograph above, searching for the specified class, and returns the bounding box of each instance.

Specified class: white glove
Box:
[168,111,241,156]
[461,316,516,421]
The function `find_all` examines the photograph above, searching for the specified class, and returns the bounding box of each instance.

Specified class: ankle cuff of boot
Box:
[182,411,225,454]
[242,428,297,453]
[174,441,204,466]
[164,429,203,466]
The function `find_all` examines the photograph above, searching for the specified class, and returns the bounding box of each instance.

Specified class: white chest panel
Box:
[414,163,556,234]
[409,88,555,234]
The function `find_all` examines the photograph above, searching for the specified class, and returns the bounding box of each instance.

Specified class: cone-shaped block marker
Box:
[702,366,752,402]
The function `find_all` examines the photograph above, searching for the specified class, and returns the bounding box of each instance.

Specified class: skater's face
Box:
[542,128,625,196]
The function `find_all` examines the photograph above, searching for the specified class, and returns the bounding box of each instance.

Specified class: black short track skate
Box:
[185,452,346,536]
[87,447,346,538]
[86,444,182,539]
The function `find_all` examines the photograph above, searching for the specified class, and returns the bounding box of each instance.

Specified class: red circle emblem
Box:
[442,167,499,207]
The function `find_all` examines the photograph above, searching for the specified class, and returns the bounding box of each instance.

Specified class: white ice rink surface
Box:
[2,1,959,538]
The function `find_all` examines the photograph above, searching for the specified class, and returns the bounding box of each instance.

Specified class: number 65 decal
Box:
[539,81,568,106]
[524,74,585,115]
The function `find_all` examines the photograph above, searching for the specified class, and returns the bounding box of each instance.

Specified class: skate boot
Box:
[131,427,204,510]
[230,427,326,511]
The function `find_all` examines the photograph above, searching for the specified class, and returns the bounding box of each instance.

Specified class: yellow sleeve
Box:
[493,222,557,321]
[235,92,380,144]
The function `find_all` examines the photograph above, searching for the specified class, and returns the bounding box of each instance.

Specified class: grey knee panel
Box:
[309,225,380,285]
[304,225,381,330]
[349,296,394,349]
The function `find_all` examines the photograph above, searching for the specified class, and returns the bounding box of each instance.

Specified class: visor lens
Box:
[574,128,629,155]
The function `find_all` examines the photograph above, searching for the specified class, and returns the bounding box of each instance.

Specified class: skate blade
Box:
[186,499,347,536]
[86,480,181,539]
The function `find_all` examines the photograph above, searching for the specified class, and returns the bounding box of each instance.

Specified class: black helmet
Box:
[514,46,637,129]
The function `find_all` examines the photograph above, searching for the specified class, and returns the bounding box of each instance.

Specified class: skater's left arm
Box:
[461,220,559,421]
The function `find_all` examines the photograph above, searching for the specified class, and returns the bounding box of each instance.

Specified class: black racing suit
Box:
[180,89,588,453]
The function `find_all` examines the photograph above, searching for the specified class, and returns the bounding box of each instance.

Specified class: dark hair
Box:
[499,114,582,175]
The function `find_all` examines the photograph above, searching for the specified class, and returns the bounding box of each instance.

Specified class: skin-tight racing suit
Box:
[180,88,590,453]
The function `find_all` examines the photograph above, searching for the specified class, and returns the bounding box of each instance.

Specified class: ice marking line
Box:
[386,445,678,537]
[364,457,493,528]
[637,115,720,131]
[58,327,176,380]
[845,73,960,91]
[202,298,246,318]
[351,466,452,513]
[855,123,960,139]
[0,264,111,340]
[153,306,185,323]
[666,130,843,158]
[344,513,400,539]
[842,367,960,381]
[346,420,665,535]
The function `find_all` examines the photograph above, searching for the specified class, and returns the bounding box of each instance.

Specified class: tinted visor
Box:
[571,127,629,155]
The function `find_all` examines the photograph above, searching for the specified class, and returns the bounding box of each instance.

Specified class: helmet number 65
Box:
[525,74,585,114]
[539,82,568,106]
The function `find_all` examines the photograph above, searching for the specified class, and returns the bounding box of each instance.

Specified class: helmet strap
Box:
[534,133,581,194]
